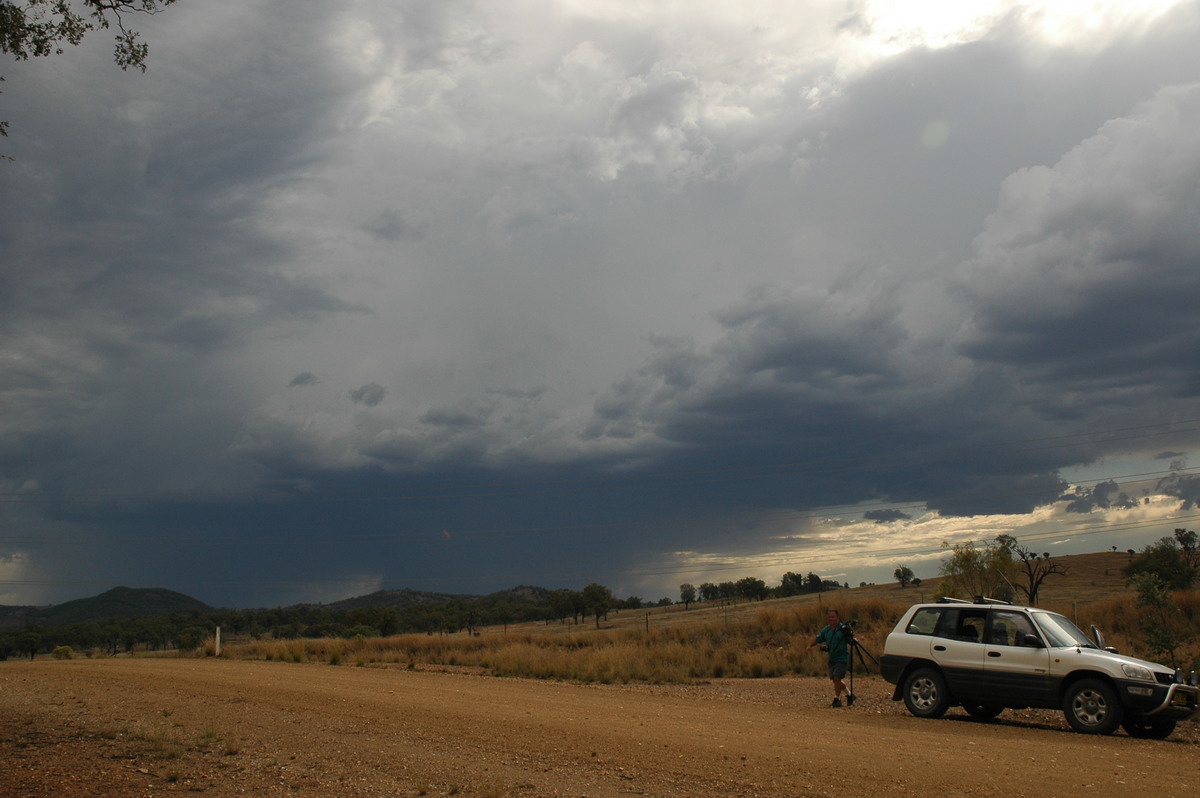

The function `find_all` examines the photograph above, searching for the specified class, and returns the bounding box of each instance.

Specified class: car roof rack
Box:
[935,596,1014,605]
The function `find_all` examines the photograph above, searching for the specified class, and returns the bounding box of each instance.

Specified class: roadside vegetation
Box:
[225,598,899,682]
[0,572,845,660]
[4,541,1198,682]
[219,587,1200,685]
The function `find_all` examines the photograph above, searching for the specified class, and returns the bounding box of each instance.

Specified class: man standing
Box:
[805,609,851,706]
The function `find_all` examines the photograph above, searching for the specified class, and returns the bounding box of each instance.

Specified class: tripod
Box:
[843,629,878,707]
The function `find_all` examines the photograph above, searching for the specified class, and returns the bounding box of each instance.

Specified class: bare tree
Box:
[998,534,1067,606]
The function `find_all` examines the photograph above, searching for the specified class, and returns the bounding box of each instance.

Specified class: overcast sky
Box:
[3,1,1200,608]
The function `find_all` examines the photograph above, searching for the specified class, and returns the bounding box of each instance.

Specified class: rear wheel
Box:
[1062,679,1123,735]
[902,668,951,719]
[963,703,1004,721]
[1121,718,1176,739]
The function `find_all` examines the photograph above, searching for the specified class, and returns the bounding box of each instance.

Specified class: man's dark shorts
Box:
[828,661,848,681]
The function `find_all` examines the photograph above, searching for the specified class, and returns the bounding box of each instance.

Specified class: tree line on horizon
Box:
[5,533,1195,663]
[0,568,849,661]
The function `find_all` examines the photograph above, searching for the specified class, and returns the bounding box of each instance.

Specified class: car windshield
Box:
[1031,611,1096,648]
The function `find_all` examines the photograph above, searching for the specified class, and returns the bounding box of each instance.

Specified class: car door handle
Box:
[934,645,946,651]
[988,651,1001,657]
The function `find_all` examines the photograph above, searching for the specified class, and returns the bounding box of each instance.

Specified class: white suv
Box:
[880,599,1199,738]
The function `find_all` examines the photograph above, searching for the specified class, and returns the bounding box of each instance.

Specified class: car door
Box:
[929,607,988,702]
[981,609,1053,707]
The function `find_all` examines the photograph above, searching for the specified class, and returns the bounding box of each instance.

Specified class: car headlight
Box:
[1121,663,1154,681]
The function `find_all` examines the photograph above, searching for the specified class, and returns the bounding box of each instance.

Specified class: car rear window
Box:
[906,607,942,635]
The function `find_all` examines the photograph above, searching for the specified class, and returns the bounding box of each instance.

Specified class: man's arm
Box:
[804,627,826,653]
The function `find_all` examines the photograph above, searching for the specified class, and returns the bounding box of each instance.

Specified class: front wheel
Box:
[1062,679,1124,735]
[902,667,951,719]
[1121,718,1176,739]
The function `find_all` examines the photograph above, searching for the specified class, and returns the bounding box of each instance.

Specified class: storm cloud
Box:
[3,1,1200,607]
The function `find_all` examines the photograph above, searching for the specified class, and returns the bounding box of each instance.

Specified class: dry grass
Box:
[225,596,914,682]
[220,551,1199,681]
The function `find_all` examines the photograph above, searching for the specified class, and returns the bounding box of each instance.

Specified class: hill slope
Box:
[0,587,214,629]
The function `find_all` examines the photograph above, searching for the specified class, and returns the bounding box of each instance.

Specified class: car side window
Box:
[956,610,987,643]
[989,610,1037,646]
[906,607,942,635]
[929,608,987,642]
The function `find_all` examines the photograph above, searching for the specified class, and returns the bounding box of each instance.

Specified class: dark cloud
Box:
[954,84,1200,406]
[350,383,387,407]
[420,406,489,428]
[1062,480,1140,514]
[362,208,424,241]
[1156,473,1200,510]
[289,372,320,387]
[864,509,911,523]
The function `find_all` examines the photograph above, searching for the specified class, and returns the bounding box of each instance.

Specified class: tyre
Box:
[963,703,1004,721]
[902,667,951,719]
[1121,718,1176,739]
[1062,679,1123,735]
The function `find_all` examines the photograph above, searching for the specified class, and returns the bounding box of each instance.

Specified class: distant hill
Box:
[0,587,214,630]
[323,588,473,612]
[323,584,550,612]
[0,584,553,631]
[0,551,1135,632]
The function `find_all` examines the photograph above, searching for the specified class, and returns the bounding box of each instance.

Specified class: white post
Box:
[215,626,221,657]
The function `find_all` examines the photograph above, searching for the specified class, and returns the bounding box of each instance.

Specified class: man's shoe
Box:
[831,698,842,708]
[846,693,856,706]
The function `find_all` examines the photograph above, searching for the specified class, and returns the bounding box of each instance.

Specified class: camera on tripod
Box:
[820,619,857,650]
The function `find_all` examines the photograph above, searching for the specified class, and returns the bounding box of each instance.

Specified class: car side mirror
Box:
[1021,634,1044,648]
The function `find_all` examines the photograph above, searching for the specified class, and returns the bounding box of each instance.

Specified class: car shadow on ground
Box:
[939,709,1199,744]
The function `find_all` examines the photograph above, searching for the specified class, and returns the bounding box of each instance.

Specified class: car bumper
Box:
[1117,679,1200,720]
[880,654,908,686]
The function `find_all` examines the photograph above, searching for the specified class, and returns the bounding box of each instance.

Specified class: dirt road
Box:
[2,658,1196,797]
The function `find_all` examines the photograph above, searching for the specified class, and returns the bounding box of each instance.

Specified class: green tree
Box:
[1173,528,1199,569]
[893,565,915,588]
[19,627,41,660]
[2,1,179,144]
[1123,536,1198,591]
[678,583,696,609]
[581,583,613,629]
[1130,572,1186,668]
[546,589,576,624]
[939,537,1016,602]
[778,571,805,597]
[735,576,768,601]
